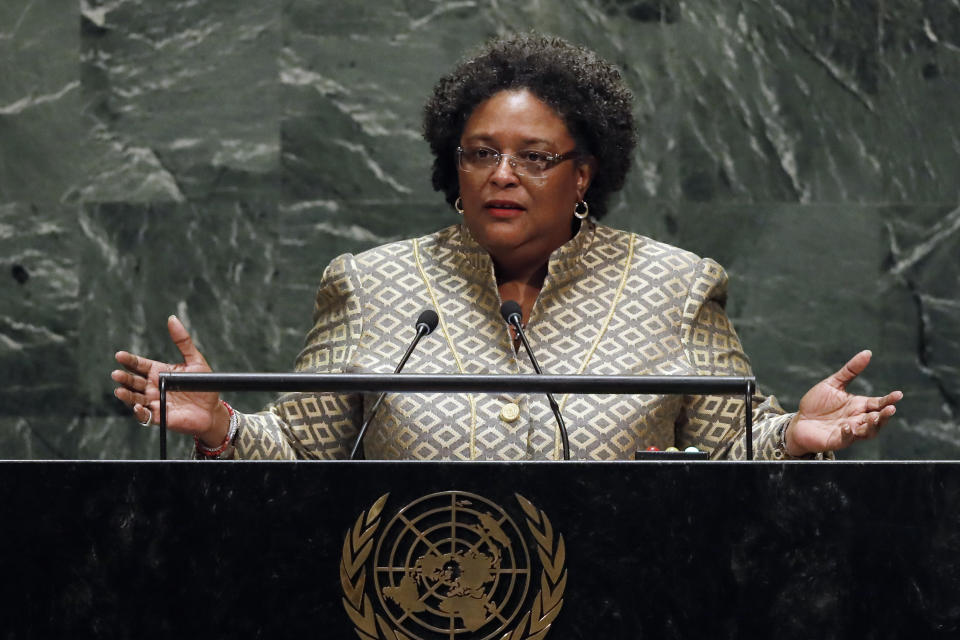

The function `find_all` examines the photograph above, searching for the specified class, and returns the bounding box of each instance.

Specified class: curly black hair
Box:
[422,33,636,220]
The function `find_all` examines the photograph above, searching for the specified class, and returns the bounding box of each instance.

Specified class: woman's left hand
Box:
[784,350,903,457]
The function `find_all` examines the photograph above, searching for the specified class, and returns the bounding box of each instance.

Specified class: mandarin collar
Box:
[455,220,595,286]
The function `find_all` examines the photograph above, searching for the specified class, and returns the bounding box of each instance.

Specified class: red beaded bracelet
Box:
[194,401,236,458]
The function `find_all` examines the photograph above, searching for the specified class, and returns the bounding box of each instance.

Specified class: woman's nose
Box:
[488,154,520,186]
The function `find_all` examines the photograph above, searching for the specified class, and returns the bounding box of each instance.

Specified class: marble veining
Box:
[0,0,957,459]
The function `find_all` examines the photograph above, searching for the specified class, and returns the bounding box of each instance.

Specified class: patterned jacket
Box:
[230,222,807,460]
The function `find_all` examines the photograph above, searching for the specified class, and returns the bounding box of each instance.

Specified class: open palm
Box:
[787,350,902,456]
[112,316,222,438]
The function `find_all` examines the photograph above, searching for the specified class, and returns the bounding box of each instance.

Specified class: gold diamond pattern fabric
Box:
[232,222,802,461]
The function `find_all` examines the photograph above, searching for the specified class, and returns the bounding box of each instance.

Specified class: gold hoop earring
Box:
[574,200,589,220]
[454,197,464,215]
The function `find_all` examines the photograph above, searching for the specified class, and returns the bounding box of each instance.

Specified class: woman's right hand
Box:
[112,315,230,447]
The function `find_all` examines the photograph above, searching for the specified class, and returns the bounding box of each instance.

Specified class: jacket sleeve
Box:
[226,253,365,460]
[673,258,828,460]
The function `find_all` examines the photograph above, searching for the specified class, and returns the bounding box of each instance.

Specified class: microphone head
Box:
[499,300,522,325]
[415,309,439,334]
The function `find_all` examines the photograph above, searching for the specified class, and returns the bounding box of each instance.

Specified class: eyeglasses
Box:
[457,145,579,179]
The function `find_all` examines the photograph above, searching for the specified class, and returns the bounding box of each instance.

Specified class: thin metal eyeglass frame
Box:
[456,146,579,179]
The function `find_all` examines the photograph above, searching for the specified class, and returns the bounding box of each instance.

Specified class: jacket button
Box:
[499,402,520,423]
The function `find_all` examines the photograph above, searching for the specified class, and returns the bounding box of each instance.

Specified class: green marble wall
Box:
[1,0,957,459]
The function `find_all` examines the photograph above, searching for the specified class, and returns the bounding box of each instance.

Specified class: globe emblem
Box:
[373,491,532,640]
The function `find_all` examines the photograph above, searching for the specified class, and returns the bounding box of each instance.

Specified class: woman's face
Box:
[457,89,593,272]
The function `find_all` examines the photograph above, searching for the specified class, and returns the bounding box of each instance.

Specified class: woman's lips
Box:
[484,200,526,218]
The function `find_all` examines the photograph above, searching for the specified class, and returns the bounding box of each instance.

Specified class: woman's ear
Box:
[575,156,596,199]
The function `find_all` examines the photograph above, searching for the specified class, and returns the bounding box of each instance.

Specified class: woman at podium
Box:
[111,34,901,461]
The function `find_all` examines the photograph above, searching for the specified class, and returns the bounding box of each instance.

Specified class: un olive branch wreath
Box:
[340,493,390,640]
[340,493,566,640]
[501,494,567,640]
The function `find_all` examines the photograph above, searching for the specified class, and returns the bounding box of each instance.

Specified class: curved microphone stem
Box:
[505,310,571,461]
[350,311,437,460]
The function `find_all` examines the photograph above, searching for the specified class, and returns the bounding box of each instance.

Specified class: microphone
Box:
[349,309,439,460]
[500,301,571,460]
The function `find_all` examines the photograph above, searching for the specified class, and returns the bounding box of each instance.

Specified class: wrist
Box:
[198,401,231,449]
[782,414,814,459]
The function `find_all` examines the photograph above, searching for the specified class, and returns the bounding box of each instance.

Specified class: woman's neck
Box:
[494,257,547,288]
[483,217,581,284]
[495,261,548,328]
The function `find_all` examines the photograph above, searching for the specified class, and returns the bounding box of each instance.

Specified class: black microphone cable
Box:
[349,309,439,460]
[500,300,571,460]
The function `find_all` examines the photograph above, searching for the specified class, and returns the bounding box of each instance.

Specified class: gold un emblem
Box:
[340,491,567,640]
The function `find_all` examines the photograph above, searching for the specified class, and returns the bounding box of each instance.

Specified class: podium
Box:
[2,460,959,639]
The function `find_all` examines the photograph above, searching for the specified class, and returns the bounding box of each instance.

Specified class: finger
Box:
[145,398,162,416]
[114,387,134,408]
[115,387,150,409]
[853,414,880,439]
[859,405,897,426]
[853,405,897,439]
[831,350,872,389]
[133,403,154,425]
[167,315,208,367]
[836,422,857,448]
[854,424,878,439]
[111,369,147,393]
[115,350,157,376]
[864,390,904,412]
[876,404,897,426]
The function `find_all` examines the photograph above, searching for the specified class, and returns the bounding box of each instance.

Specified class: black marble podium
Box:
[2,461,958,639]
